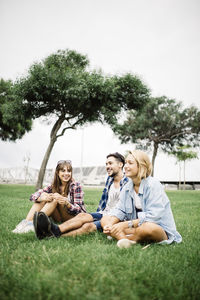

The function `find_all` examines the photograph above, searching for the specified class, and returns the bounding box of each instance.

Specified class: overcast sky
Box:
[0,0,200,181]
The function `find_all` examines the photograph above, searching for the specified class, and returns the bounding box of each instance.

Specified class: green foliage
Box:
[102,73,150,126]
[15,49,149,124]
[0,79,32,141]
[111,96,200,173]
[112,96,200,151]
[0,184,200,300]
[171,145,198,162]
[4,49,150,188]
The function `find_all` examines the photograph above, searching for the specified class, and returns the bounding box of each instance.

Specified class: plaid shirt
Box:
[96,175,129,212]
[30,179,86,214]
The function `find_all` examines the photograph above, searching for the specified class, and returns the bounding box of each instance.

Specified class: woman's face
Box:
[124,154,139,180]
[58,164,72,184]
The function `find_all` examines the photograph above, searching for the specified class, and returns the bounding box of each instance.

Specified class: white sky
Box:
[0,0,200,181]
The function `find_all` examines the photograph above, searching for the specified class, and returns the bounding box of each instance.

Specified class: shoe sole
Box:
[33,212,46,239]
[37,212,56,238]
[33,212,40,239]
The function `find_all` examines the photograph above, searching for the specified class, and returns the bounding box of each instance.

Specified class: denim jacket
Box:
[111,176,182,244]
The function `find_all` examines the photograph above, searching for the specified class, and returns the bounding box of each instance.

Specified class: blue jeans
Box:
[90,212,103,231]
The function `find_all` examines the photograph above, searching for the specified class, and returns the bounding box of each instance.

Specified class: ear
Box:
[119,161,123,169]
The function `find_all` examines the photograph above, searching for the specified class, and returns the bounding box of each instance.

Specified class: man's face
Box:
[106,156,122,177]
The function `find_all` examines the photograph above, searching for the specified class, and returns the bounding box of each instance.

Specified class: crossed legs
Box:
[60,213,97,237]
[102,221,168,243]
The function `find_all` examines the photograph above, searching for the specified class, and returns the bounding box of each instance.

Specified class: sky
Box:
[0,0,200,181]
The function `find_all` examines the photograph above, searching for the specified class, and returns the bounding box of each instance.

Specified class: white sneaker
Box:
[117,239,137,249]
[19,222,34,233]
[12,219,27,233]
[12,220,34,233]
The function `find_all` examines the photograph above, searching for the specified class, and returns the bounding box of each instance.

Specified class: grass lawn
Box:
[0,184,199,300]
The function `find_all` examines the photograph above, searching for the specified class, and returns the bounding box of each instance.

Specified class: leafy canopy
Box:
[0,79,32,141]
[112,96,200,153]
[15,49,150,126]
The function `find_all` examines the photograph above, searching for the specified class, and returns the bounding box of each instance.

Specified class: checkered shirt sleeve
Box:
[68,181,86,214]
[30,185,53,202]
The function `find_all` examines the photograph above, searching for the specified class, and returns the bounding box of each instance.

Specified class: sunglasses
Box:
[57,160,72,166]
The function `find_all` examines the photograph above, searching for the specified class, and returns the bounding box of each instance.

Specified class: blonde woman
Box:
[12,160,86,235]
[102,150,182,248]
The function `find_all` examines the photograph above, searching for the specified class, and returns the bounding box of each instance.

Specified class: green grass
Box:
[0,185,200,300]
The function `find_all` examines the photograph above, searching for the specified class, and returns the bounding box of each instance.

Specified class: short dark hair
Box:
[106,152,125,167]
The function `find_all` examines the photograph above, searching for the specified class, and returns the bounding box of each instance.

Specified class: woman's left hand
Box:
[110,222,128,236]
[58,196,71,207]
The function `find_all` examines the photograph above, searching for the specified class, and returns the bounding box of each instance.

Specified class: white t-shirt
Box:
[99,183,120,216]
[133,189,142,210]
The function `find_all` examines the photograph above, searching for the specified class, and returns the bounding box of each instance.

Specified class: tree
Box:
[8,49,149,189]
[111,96,200,175]
[0,79,32,141]
[171,146,198,189]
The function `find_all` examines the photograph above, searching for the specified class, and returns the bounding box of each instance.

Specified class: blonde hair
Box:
[129,150,152,181]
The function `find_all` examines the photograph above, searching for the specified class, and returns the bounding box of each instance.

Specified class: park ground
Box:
[0,184,199,300]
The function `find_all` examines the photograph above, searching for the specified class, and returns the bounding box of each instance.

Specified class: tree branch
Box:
[56,116,85,139]
[158,129,193,142]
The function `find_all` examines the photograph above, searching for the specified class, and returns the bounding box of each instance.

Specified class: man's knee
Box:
[76,212,86,218]
[77,213,93,223]
[81,222,97,233]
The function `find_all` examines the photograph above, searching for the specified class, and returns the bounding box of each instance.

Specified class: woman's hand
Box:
[39,192,54,202]
[52,193,63,202]
[53,193,71,208]
[110,222,128,236]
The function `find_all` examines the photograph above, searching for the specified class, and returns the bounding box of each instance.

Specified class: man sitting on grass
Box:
[33,152,129,239]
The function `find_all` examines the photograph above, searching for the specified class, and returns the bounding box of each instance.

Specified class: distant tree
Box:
[111,96,200,175]
[9,49,149,189]
[0,79,32,141]
[171,146,198,189]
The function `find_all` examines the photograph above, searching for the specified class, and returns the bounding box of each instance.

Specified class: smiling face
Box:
[106,156,123,178]
[58,163,72,184]
[124,153,139,180]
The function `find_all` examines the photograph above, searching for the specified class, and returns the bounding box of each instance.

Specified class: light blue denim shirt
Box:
[110,176,182,244]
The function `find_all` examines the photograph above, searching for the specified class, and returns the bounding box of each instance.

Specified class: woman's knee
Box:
[46,199,58,207]
[137,222,167,241]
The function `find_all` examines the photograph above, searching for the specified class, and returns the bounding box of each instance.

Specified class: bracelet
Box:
[128,220,133,228]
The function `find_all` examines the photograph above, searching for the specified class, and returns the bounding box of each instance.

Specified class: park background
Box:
[0,2,200,300]
[0,0,200,184]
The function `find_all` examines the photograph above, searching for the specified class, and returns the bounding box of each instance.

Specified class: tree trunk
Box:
[183,160,186,190]
[151,142,158,177]
[35,117,64,190]
[178,161,181,190]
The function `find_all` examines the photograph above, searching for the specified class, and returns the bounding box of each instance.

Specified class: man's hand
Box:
[103,224,112,234]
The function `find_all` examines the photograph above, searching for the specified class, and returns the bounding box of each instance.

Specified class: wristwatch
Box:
[128,220,133,228]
